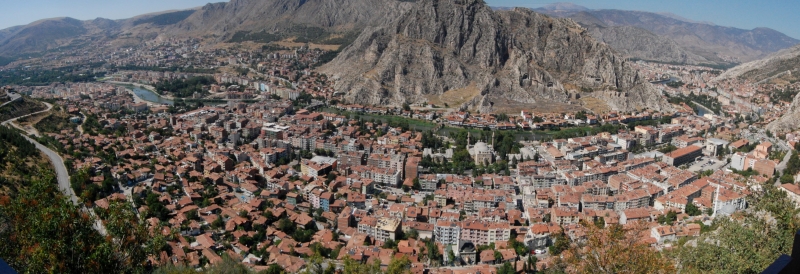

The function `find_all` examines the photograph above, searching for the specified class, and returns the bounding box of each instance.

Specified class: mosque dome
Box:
[473,142,490,153]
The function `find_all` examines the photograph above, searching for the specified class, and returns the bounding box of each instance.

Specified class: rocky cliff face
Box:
[718,44,800,83]
[768,91,800,133]
[748,44,800,133]
[166,0,415,38]
[321,0,670,113]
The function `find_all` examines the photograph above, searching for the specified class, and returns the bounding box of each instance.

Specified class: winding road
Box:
[0,93,21,108]
[1,100,107,235]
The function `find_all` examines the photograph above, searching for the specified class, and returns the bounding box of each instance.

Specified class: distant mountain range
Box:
[0,0,416,59]
[162,0,415,39]
[495,2,800,66]
[1,0,796,67]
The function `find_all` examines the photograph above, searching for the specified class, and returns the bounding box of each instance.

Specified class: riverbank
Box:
[124,87,163,107]
[692,101,717,116]
[103,80,175,99]
[104,81,174,106]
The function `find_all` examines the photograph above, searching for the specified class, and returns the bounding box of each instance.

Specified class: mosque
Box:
[467,132,496,166]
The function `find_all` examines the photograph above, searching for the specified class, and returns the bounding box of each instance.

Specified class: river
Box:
[696,107,708,116]
[131,86,174,105]
[694,102,714,116]
[651,77,680,85]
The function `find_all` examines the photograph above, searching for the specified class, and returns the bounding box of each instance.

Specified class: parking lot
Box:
[687,157,727,172]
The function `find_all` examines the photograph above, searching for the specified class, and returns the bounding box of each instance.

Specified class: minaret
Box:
[467,132,471,146]
[492,131,495,148]
[712,184,720,217]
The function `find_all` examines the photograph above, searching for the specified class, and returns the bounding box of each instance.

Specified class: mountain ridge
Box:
[0,0,796,68]
[162,0,415,40]
[532,5,799,65]
[738,44,800,133]
[320,1,671,113]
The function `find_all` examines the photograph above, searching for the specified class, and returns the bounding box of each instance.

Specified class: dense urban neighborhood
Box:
[1,1,800,273]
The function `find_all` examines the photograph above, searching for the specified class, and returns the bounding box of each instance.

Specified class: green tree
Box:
[387,255,411,274]
[277,217,295,233]
[342,256,382,274]
[549,232,569,255]
[524,256,538,273]
[406,228,419,239]
[658,210,678,224]
[668,184,800,273]
[425,240,442,266]
[594,217,606,228]
[447,246,456,265]
[685,203,701,216]
[382,239,398,249]
[497,262,515,274]
[213,215,224,228]
[494,250,503,262]
[509,236,529,256]
[186,209,199,220]
[0,174,157,273]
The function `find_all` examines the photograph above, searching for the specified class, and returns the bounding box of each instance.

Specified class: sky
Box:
[0,0,798,39]
[0,0,218,28]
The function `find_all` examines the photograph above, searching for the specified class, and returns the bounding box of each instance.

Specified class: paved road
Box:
[77,112,86,135]
[22,134,78,204]
[1,101,107,236]
[2,102,52,137]
[0,93,21,108]
[777,150,792,174]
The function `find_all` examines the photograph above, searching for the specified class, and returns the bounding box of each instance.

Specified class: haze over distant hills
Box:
[520,2,800,66]
[0,0,416,59]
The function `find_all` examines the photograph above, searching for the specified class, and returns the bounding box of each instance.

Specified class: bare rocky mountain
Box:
[528,3,799,65]
[320,0,671,114]
[0,17,89,56]
[567,10,799,64]
[738,45,800,132]
[531,2,589,17]
[0,0,418,58]
[570,12,711,65]
[719,45,800,84]
[165,0,416,39]
[0,14,160,58]
[767,93,800,133]
[0,26,24,42]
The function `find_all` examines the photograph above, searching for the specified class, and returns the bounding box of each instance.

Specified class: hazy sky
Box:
[1,0,798,39]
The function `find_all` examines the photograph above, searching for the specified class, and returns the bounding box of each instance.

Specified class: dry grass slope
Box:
[425,83,481,107]
[581,97,613,114]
